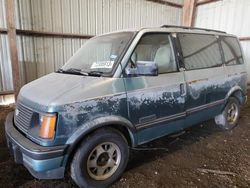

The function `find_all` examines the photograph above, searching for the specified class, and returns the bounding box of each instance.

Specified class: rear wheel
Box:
[70,128,129,188]
[214,97,240,130]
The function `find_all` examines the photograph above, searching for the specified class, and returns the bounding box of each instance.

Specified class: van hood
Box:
[18,73,125,110]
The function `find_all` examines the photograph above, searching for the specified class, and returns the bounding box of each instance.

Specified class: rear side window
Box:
[179,34,222,70]
[221,37,243,65]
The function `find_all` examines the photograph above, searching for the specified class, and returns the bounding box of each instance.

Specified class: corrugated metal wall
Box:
[15,0,183,35]
[0,0,13,92]
[0,0,183,92]
[195,0,250,83]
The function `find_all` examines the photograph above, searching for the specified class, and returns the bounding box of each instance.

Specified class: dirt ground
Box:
[1,94,250,188]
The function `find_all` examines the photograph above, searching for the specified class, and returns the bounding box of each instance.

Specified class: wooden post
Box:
[5,0,20,100]
[182,0,197,27]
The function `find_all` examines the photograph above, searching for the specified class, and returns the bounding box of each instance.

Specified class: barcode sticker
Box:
[90,61,114,69]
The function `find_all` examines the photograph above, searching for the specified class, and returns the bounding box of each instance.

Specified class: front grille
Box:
[14,103,33,133]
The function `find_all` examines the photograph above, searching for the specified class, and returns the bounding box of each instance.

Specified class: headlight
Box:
[39,113,57,139]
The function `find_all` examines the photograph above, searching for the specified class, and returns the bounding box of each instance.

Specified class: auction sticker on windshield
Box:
[90,61,114,69]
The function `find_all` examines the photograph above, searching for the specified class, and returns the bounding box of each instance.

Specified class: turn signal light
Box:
[39,114,57,139]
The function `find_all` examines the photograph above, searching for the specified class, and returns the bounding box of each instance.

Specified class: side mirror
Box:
[130,52,137,68]
[125,61,158,77]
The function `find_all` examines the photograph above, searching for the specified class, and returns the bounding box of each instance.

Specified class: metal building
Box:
[0,0,249,104]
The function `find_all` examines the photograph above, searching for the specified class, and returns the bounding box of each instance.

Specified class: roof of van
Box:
[160,25,226,34]
[103,25,236,38]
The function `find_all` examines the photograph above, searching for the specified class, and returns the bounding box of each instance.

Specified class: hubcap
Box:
[227,103,238,124]
[87,142,121,180]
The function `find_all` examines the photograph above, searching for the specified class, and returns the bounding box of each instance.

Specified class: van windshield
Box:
[60,32,135,76]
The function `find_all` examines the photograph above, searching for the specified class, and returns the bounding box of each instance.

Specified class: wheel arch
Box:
[225,86,246,105]
[65,115,137,167]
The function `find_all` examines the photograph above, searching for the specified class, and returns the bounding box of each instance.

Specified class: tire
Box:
[70,128,129,188]
[214,97,240,130]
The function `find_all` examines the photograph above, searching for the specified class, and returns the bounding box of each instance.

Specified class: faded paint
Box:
[5,27,248,183]
[187,71,247,100]
[16,71,129,146]
[13,28,247,149]
[18,73,126,108]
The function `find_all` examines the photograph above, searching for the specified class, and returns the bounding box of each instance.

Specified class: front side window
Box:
[61,32,135,75]
[221,37,243,65]
[126,33,177,75]
[179,33,222,70]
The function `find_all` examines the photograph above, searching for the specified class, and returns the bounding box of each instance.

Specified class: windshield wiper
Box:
[88,71,103,77]
[57,68,104,77]
[57,68,88,76]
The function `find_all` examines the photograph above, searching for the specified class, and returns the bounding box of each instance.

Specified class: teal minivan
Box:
[5,25,247,187]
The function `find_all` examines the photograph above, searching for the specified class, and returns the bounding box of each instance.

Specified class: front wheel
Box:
[214,97,240,130]
[70,128,129,188]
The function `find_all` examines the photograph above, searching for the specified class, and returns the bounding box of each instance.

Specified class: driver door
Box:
[123,33,186,144]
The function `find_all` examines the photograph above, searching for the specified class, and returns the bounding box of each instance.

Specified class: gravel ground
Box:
[0,93,250,188]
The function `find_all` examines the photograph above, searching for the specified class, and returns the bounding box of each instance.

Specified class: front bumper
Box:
[5,112,68,179]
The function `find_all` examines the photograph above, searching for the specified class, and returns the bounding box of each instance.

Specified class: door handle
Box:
[180,83,186,96]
